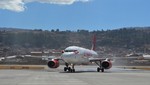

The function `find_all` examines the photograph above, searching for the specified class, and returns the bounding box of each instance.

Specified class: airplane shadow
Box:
[45,68,112,73]
[59,70,111,73]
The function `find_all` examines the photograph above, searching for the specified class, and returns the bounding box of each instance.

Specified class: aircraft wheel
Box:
[101,68,104,72]
[97,67,100,72]
[64,67,67,72]
[70,69,73,72]
[68,67,71,72]
[70,69,75,73]
[72,69,75,72]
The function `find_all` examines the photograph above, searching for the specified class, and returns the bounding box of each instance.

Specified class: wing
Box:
[89,57,111,62]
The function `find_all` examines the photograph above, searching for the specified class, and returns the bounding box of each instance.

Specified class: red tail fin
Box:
[91,35,96,50]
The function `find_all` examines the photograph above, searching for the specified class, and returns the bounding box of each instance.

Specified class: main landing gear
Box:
[95,61,104,72]
[64,63,75,72]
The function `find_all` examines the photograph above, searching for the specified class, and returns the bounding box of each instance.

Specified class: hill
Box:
[0,27,150,57]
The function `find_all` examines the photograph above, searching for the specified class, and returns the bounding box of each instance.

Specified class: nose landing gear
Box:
[64,63,75,73]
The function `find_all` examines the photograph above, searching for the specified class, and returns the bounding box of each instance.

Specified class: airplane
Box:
[47,35,112,72]
[126,53,150,60]
[0,57,5,61]
[138,54,150,60]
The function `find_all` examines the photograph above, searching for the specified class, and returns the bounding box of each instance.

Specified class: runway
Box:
[0,65,150,85]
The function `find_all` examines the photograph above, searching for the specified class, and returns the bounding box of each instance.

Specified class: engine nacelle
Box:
[101,60,112,69]
[47,59,59,68]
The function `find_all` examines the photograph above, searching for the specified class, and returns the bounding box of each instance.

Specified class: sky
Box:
[0,0,150,31]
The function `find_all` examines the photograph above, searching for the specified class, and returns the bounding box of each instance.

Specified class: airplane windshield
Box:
[64,50,77,52]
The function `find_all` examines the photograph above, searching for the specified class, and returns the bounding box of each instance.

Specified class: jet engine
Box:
[47,59,59,68]
[101,60,112,69]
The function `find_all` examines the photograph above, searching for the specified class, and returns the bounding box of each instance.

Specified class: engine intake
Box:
[102,60,112,69]
[47,59,59,68]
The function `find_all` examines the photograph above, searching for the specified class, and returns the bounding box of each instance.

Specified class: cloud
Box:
[0,0,90,12]
[0,0,25,12]
[25,0,90,4]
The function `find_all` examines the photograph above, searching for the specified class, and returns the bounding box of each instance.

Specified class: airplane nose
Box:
[61,52,75,58]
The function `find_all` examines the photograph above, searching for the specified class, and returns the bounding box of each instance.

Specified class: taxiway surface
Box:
[0,65,150,85]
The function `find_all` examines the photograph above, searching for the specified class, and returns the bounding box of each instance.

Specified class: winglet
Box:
[91,35,96,50]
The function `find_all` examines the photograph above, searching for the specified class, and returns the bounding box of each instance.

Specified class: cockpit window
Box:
[64,50,77,52]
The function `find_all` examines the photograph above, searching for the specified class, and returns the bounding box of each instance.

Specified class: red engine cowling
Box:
[101,60,112,69]
[47,59,59,68]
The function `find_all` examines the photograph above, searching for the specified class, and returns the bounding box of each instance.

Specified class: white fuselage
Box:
[61,46,98,65]
[143,54,150,60]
